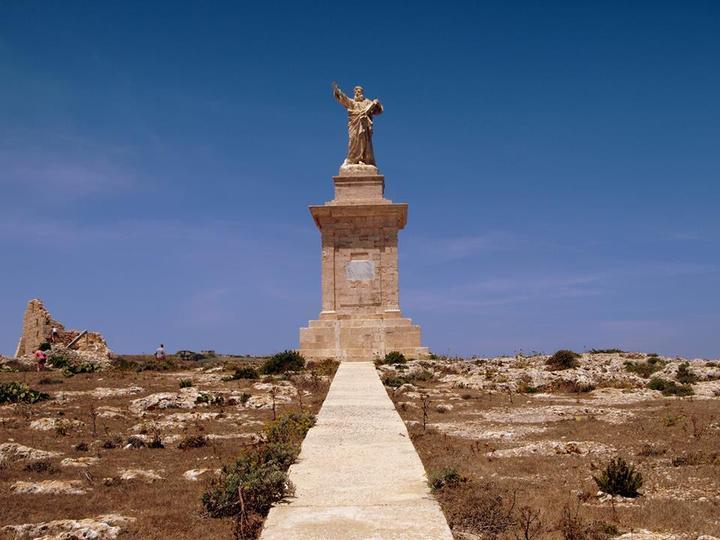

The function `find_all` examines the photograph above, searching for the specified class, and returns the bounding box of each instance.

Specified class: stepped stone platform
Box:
[261,362,452,539]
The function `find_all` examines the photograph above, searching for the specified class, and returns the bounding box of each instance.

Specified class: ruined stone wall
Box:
[14,299,111,358]
[14,299,65,357]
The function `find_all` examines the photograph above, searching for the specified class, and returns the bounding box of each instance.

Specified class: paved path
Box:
[261,362,453,539]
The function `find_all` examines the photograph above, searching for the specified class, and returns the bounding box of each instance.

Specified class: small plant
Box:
[178,434,208,450]
[126,435,147,448]
[102,435,124,449]
[196,392,225,406]
[379,351,407,365]
[202,412,316,537]
[260,351,306,375]
[229,366,259,380]
[39,342,52,351]
[675,362,698,385]
[179,378,193,388]
[407,369,433,382]
[239,392,251,405]
[428,467,462,491]
[62,362,100,377]
[546,350,580,370]
[592,457,643,497]
[37,377,63,385]
[589,348,623,354]
[647,378,694,396]
[624,361,662,378]
[381,375,409,388]
[74,441,89,452]
[0,382,50,404]
[24,460,59,474]
[47,351,71,369]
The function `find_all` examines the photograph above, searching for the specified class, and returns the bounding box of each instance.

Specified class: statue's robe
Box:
[334,92,383,166]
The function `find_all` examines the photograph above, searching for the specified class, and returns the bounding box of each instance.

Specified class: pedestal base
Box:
[300,317,429,362]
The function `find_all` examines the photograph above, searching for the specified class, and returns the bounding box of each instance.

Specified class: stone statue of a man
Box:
[332,83,383,167]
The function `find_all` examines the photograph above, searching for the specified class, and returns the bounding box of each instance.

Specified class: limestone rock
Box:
[2,514,134,539]
[0,442,62,463]
[11,480,87,495]
[128,388,201,414]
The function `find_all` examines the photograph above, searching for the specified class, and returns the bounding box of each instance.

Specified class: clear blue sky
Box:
[1,1,718,358]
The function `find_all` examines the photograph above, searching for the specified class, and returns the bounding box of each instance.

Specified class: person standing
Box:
[155,344,166,361]
[51,326,59,343]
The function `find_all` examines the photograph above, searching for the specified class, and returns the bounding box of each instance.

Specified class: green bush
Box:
[264,412,316,446]
[381,375,409,388]
[47,351,71,369]
[647,378,694,396]
[546,350,580,370]
[228,366,259,380]
[260,351,305,375]
[408,369,434,382]
[675,362,698,385]
[179,378,193,388]
[379,351,407,365]
[624,361,662,378]
[0,382,50,404]
[593,457,643,497]
[39,342,52,352]
[62,363,100,377]
[589,348,623,354]
[202,412,316,537]
[428,467,462,491]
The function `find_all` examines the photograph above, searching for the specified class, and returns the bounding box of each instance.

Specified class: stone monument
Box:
[299,84,428,361]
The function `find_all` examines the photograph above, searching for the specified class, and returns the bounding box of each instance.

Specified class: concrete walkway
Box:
[261,362,453,539]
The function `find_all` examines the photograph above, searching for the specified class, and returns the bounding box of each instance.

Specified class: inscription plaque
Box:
[346,260,375,281]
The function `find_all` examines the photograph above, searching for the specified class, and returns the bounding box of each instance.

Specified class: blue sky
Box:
[1,1,718,358]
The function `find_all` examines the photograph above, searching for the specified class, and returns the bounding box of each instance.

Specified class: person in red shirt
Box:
[34,349,48,372]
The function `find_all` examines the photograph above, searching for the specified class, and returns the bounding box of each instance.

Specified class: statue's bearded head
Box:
[353,86,364,101]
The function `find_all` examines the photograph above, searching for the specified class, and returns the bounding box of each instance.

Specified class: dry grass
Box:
[0,355,334,538]
[386,361,720,539]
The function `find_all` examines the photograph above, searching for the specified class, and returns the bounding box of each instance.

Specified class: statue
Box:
[332,82,383,167]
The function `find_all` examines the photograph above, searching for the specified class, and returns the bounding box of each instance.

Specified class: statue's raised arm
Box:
[332,82,382,167]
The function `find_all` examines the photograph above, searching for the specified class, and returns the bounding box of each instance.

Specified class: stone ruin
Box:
[14,299,111,359]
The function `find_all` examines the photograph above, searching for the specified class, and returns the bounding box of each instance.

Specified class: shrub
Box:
[379,351,407,365]
[179,378,193,388]
[589,348,623,354]
[435,480,516,536]
[47,351,71,369]
[196,392,225,405]
[624,361,662,378]
[428,467,462,491]
[264,412,316,446]
[62,363,100,377]
[39,342,52,351]
[178,434,208,450]
[559,504,617,540]
[675,362,698,385]
[126,435,146,448]
[239,392,251,405]
[260,351,305,375]
[24,460,58,474]
[408,369,433,382]
[647,378,694,396]
[0,382,50,404]
[74,442,89,452]
[592,457,643,497]
[202,412,316,537]
[546,350,580,370]
[381,375,409,388]
[226,366,259,380]
[102,436,124,449]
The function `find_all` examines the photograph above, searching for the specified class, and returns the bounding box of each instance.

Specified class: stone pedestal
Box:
[300,165,428,361]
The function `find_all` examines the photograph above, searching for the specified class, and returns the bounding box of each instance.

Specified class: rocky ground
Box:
[0,355,334,539]
[379,351,720,539]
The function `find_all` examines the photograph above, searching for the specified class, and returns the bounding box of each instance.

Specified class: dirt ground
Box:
[0,355,333,539]
[380,352,720,539]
